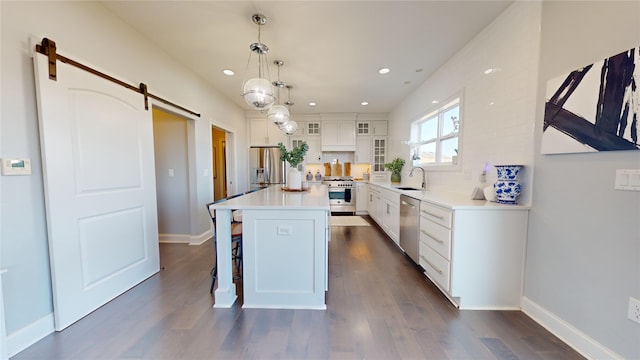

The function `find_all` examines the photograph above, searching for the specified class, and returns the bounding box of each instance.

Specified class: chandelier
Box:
[267,60,290,126]
[241,14,275,110]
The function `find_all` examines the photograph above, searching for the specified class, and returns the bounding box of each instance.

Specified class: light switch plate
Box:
[1,158,32,176]
[615,169,640,191]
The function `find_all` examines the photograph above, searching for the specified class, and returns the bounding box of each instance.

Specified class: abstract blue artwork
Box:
[542,46,639,154]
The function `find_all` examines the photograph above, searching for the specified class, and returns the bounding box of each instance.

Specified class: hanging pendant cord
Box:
[35,37,200,117]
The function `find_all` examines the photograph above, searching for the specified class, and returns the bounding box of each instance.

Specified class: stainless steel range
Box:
[323,177,355,213]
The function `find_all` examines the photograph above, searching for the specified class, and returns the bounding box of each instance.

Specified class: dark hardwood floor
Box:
[13,217,584,359]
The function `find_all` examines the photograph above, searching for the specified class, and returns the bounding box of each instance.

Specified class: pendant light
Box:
[284,84,295,107]
[280,120,298,135]
[279,85,298,135]
[241,14,275,110]
[267,60,290,126]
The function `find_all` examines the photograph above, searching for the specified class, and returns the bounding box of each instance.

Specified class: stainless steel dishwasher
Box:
[399,195,420,264]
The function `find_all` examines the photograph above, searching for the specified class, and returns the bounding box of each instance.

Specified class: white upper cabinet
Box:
[355,136,371,163]
[372,120,387,135]
[306,122,321,136]
[321,114,356,151]
[249,117,286,146]
[291,136,321,164]
[356,121,371,135]
[321,121,356,151]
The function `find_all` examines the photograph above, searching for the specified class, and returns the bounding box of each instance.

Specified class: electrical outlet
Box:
[628,297,640,324]
[277,225,292,236]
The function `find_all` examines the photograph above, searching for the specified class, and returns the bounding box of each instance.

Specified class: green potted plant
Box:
[384,157,405,183]
[277,142,309,189]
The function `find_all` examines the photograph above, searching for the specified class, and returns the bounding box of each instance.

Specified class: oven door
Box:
[328,188,355,212]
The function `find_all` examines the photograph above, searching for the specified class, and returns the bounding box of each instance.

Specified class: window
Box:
[411,97,460,166]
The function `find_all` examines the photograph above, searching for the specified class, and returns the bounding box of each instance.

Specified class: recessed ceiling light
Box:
[484,68,501,75]
[378,68,390,74]
[431,100,439,104]
[361,101,369,106]
[222,69,234,76]
[404,81,412,85]
[308,102,317,106]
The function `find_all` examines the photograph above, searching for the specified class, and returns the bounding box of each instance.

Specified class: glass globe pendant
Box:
[280,120,298,135]
[241,14,275,110]
[267,60,290,125]
[268,104,290,126]
[242,77,275,110]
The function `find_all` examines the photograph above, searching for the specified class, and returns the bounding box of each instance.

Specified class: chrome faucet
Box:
[409,166,426,189]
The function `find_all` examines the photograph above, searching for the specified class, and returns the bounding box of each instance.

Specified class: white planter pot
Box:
[287,167,302,189]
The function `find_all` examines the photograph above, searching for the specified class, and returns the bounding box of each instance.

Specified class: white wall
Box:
[0,0,247,352]
[391,1,640,358]
[526,2,640,359]
[389,2,539,204]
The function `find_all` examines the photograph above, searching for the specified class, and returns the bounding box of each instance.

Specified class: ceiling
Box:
[100,1,512,115]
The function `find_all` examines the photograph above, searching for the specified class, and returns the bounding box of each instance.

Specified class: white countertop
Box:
[367,182,530,210]
[209,184,330,211]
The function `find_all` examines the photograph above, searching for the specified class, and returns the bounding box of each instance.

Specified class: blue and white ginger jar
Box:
[493,165,522,204]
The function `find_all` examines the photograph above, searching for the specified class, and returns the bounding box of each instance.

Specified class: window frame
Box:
[411,94,463,170]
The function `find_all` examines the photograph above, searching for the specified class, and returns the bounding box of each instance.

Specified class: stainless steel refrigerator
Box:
[249,146,286,189]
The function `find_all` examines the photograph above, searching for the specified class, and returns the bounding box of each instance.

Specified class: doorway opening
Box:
[152,107,192,243]
[212,126,227,200]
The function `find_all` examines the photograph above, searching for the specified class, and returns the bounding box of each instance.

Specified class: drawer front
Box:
[420,202,452,229]
[419,217,451,260]
[419,242,450,292]
[380,188,399,205]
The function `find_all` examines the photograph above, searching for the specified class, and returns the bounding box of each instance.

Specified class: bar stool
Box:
[206,196,243,293]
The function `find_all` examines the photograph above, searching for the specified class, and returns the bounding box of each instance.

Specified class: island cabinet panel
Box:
[242,209,328,309]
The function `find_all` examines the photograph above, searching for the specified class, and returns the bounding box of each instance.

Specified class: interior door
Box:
[33,52,160,330]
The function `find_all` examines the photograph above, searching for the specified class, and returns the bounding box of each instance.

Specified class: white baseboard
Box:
[158,233,190,244]
[189,231,211,246]
[7,313,54,358]
[159,232,211,246]
[521,297,622,360]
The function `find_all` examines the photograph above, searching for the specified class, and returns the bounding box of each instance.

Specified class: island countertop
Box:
[209,184,330,210]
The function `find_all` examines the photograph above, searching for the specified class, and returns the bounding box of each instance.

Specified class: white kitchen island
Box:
[208,184,330,309]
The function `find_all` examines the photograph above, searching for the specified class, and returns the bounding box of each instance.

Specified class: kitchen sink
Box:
[394,186,422,191]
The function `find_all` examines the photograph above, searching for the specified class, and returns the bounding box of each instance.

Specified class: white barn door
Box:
[33,52,159,331]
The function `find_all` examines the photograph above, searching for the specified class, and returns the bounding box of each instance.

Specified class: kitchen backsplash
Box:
[304,162,371,180]
[320,151,353,164]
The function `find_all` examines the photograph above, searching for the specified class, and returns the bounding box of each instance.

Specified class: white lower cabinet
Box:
[355,182,368,215]
[419,200,528,310]
[419,241,451,292]
[367,184,528,310]
[367,184,399,245]
[382,189,399,244]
